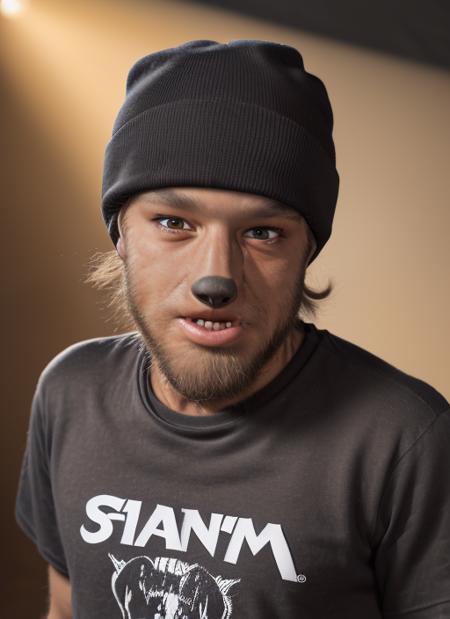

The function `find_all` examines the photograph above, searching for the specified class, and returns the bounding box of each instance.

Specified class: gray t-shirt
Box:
[15,321,450,618]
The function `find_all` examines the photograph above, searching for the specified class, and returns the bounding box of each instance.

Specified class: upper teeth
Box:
[194,319,233,330]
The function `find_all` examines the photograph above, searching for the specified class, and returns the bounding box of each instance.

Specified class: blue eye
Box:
[244,227,281,240]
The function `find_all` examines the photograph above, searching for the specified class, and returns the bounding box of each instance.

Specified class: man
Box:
[15,39,450,618]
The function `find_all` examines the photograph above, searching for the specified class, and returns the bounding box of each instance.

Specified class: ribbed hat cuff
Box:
[101,99,339,262]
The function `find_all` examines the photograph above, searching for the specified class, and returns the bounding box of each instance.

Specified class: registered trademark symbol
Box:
[297,574,306,583]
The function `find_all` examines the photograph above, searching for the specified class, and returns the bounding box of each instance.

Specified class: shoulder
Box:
[318,327,449,425]
[37,331,145,395]
[27,332,147,444]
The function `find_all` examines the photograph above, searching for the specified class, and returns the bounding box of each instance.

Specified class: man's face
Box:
[118,187,314,403]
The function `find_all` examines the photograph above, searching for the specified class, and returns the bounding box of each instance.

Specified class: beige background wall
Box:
[2,0,449,614]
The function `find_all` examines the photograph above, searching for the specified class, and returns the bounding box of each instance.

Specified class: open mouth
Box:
[183,313,242,331]
[177,316,244,346]
[184,317,239,331]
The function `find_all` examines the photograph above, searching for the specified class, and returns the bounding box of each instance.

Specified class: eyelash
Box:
[152,216,284,241]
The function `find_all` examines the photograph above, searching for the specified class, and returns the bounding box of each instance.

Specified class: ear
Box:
[306,241,316,266]
[116,211,127,260]
[116,237,126,260]
[304,221,317,267]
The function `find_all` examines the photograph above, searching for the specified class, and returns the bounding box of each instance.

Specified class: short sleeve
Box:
[15,378,69,576]
[372,409,450,617]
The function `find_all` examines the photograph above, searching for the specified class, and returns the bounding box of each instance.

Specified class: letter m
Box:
[224,518,298,582]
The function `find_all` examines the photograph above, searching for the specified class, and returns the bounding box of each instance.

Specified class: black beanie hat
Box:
[101,39,339,263]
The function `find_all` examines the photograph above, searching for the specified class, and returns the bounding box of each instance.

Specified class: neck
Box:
[149,323,305,416]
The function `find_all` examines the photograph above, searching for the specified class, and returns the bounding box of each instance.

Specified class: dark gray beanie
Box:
[101,39,339,263]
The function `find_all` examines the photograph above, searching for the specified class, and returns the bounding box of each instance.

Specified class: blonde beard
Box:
[125,299,304,405]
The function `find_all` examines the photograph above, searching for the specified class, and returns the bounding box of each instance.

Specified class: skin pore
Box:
[116,187,316,416]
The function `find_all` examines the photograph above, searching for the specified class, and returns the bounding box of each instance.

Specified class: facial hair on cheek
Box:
[124,258,307,404]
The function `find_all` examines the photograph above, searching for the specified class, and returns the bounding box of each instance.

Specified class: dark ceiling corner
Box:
[186,0,450,71]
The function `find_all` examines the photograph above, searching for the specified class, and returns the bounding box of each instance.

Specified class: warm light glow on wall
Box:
[0,0,26,18]
[1,0,449,396]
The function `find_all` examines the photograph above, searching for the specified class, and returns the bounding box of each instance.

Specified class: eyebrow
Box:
[141,189,303,221]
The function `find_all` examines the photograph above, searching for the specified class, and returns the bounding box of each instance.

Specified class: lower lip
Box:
[177,318,244,346]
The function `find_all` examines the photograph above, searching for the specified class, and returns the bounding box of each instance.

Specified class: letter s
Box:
[80,494,126,544]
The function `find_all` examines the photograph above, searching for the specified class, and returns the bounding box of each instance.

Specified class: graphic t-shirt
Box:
[15,322,450,618]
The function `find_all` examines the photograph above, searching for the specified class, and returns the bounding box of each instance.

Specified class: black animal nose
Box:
[191,276,237,309]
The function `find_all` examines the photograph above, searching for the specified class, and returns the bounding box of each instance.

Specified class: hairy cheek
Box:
[126,250,186,313]
[251,260,293,298]
[264,266,301,319]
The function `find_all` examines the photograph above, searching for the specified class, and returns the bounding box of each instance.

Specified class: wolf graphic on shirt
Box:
[110,553,240,618]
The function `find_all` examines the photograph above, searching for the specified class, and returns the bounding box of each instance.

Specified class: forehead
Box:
[127,187,303,222]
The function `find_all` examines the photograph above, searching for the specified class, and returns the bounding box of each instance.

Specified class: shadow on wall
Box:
[2,65,112,617]
[192,0,450,69]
